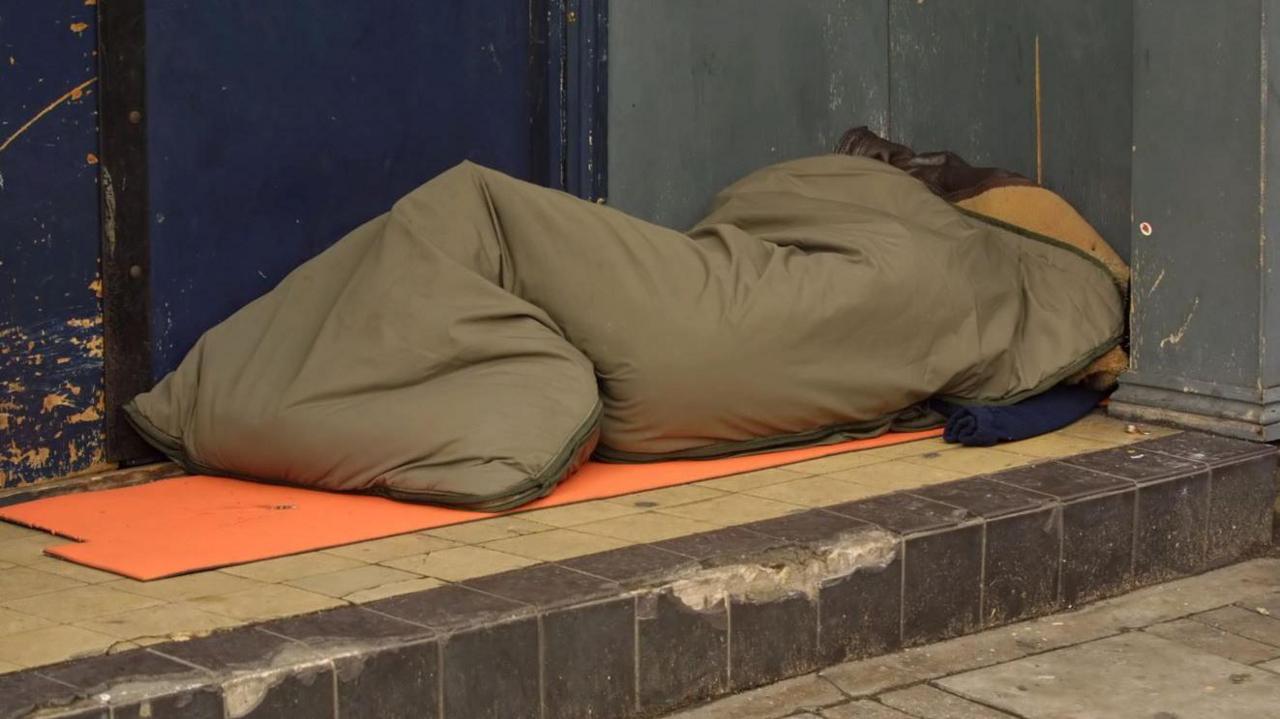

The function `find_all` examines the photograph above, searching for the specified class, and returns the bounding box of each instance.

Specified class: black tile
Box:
[829,493,971,535]
[113,688,223,719]
[1137,431,1275,466]
[260,605,434,646]
[729,593,819,691]
[1135,473,1211,584]
[462,564,619,609]
[636,590,728,714]
[1062,446,1202,484]
[1141,470,1208,583]
[913,478,1055,519]
[1207,454,1278,566]
[818,547,903,664]
[38,708,108,719]
[38,648,210,693]
[0,671,84,719]
[983,508,1062,626]
[902,525,983,645]
[1061,489,1136,605]
[334,638,438,719]
[743,509,875,544]
[652,526,788,562]
[229,664,335,719]
[442,618,539,719]
[366,583,529,631]
[561,544,695,584]
[149,628,312,671]
[992,461,1132,501]
[544,599,636,719]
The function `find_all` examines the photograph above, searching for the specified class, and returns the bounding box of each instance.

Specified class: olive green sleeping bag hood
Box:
[125,155,1123,510]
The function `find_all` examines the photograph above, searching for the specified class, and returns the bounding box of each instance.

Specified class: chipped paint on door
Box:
[0,2,109,486]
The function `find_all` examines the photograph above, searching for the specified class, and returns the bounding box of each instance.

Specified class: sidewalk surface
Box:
[665,557,1280,719]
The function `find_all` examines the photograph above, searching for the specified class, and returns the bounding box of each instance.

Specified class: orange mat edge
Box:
[0,429,944,580]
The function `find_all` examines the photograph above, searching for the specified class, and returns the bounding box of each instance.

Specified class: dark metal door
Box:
[98,1,602,461]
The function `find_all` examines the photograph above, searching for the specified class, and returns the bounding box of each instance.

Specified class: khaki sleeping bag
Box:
[126,155,1124,510]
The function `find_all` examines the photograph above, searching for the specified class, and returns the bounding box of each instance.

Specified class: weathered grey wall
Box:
[607,0,889,230]
[608,0,1133,258]
[1111,0,1280,440]
[890,0,1133,257]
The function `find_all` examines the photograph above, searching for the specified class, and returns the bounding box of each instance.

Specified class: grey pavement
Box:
[664,558,1280,719]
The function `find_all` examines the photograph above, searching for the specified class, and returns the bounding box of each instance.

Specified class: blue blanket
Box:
[929,384,1107,447]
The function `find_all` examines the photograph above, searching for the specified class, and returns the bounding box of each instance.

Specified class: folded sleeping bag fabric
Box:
[125,155,1124,510]
[930,384,1109,447]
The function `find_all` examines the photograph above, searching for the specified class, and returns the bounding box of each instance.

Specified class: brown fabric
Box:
[835,126,1035,201]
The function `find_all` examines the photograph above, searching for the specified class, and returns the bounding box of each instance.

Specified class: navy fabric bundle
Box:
[930,384,1107,447]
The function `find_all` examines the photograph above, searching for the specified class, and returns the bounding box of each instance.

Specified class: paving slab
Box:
[1144,617,1280,664]
[937,632,1280,719]
[879,685,1016,718]
[666,674,845,719]
[1192,605,1280,648]
[820,700,916,718]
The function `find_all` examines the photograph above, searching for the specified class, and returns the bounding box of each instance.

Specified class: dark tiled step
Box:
[3,431,1274,719]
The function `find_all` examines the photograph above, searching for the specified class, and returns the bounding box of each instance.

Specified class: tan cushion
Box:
[956,186,1129,388]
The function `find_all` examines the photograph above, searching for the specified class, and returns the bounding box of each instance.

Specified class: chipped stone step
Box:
[1,431,1274,718]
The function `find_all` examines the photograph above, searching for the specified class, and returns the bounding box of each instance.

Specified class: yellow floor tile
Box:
[381,545,538,581]
[424,516,555,543]
[657,494,804,527]
[104,571,266,602]
[852,437,955,460]
[0,522,47,542]
[1000,433,1116,459]
[0,535,56,565]
[0,562,11,571]
[323,533,457,563]
[0,624,119,669]
[344,577,444,604]
[187,584,343,622]
[743,475,883,507]
[286,565,420,598]
[903,448,1034,475]
[604,485,729,510]
[513,501,645,529]
[0,566,85,602]
[1060,414,1174,444]
[695,467,809,492]
[778,438,957,476]
[23,556,120,584]
[828,460,966,493]
[573,511,723,542]
[0,606,52,636]
[221,552,366,583]
[483,529,631,562]
[4,584,165,623]
[781,450,899,475]
[76,603,239,643]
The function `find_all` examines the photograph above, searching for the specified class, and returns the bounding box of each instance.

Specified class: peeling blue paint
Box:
[0,2,105,487]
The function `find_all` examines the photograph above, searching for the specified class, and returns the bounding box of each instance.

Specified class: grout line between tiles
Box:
[977,521,988,628]
[898,538,907,646]
[437,638,446,719]
[537,613,547,719]
[724,595,733,690]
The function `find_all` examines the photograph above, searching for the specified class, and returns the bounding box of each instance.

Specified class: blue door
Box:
[144,1,558,376]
